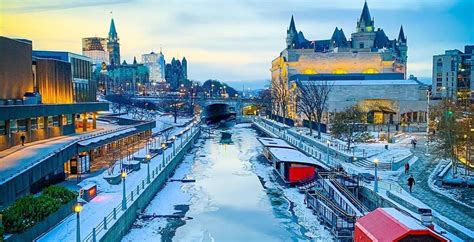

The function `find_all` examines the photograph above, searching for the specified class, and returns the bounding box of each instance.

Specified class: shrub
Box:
[42,185,77,204]
[1,185,76,234]
[0,223,4,242]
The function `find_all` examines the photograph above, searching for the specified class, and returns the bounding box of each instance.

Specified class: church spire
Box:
[357,1,374,32]
[288,15,297,33]
[133,56,137,65]
[398,25,407,43]
[109,18,118,39]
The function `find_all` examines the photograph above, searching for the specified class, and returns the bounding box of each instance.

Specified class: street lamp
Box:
[146,154,151,184]
[374,158,379,192]
[161,143,167,166]
[326,140,331,165]
[74,203,82,242]
[298,129,303,148]
[121,171,127,210]
[172,136,176,155]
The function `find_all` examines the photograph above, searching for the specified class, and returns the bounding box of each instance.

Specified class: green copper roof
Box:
[109,18,117,37]
[360,1,372,26]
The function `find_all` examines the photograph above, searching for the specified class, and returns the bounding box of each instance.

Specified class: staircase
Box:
[353,158,392,171]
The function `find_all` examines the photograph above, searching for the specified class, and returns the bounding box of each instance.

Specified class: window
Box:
[31,118,38,130]
[10,119,18,133]
[0,120,5,135]
[359,43,364,48]
[18,119,27,132]
[47,116,53,127]
[38,117,45,129]
[53,116,60,127]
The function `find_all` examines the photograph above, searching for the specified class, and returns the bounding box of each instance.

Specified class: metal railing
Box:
[81,125,200,242]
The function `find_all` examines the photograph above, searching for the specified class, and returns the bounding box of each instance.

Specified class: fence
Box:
[81,124,200,242]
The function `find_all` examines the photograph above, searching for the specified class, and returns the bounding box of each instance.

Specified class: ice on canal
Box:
[122,124,333,241]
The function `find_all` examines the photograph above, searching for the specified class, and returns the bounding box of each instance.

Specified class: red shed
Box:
[354,208,448,242]
[267,147,317,184]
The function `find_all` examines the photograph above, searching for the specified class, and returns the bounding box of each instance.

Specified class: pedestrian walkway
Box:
[398,136,474,232]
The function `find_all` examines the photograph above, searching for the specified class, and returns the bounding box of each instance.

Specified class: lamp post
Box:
[146,154,151,184]
[426,89,431,154]
[121,171,127,210]
[74,203,82,242]
[374,158,379,192]
[298,129,303,148]
[172,136,176,155]
[326,140,331,165]
[161,143,166,166]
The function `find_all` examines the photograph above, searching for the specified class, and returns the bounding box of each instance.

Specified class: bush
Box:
[0,222,4,242]
[1,186,76,234]
[42,185,77,204]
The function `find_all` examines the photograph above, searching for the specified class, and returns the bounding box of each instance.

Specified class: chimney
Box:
[418,208,434,230]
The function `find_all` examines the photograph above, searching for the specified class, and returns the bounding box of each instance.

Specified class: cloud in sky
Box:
[1,0,473,88]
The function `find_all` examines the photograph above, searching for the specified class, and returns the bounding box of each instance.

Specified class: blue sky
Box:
[1,0,473,89]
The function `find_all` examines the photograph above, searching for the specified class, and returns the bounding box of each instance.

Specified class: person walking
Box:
[407,175,415,193]
[404,162,410,175]
[20,134,26,146]
[413,139,417,149]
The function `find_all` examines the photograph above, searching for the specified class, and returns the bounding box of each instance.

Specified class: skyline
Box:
[1,0,473,88]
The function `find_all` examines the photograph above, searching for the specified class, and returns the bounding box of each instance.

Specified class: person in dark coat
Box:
[404,162,410,175]
[20,134,26,146]
[407,175,415,193]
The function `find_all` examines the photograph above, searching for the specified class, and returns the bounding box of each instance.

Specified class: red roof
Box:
[355,208,447,242]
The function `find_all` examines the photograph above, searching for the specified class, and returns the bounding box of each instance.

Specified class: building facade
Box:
[165,57,188,90]
[107,18,120,66]
[0,37,34,101]
[271,2,427,127]
[142,51,166,82]
[32,51,97,103]
[431,45,473,102]
[82,37,109,66]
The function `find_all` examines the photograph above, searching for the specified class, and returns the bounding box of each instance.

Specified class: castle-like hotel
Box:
[272,2,428,127]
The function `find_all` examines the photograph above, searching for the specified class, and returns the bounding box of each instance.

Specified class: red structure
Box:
[267,147,317,184]
[354,208,448,242]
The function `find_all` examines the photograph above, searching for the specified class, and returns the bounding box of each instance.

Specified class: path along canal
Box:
[122,124,331,241]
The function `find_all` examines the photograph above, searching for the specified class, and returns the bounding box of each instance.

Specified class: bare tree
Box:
[430,100,472,175]
[272,77,290,124]
[296,81,318,135]
[296,80,333,138]
[160,124,173,141]
[331,105,369,150]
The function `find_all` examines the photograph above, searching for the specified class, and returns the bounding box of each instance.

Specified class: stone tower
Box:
[107,18,120,65]
[181,57,187,79]
[397,25,408,62]
[286,15,298,49]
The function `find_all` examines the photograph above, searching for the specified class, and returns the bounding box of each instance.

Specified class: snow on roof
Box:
[356,208,445,241]
[268,147,316,165]
[383,208,425,230]
[78,128,136,146]
[257,138,294,149]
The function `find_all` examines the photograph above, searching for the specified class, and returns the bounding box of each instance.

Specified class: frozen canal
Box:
[123,124,331,241]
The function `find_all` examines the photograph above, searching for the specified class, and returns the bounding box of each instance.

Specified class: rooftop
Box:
[257,138,294,149]
[268,147,316,165]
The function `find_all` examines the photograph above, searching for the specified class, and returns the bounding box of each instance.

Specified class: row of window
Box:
[0,115,73,135]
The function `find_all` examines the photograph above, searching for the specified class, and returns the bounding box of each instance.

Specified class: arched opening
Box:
[243,105,259,115]
[204,103,236,124]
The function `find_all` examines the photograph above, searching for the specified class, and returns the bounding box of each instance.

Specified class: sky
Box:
[1,0,473,89]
